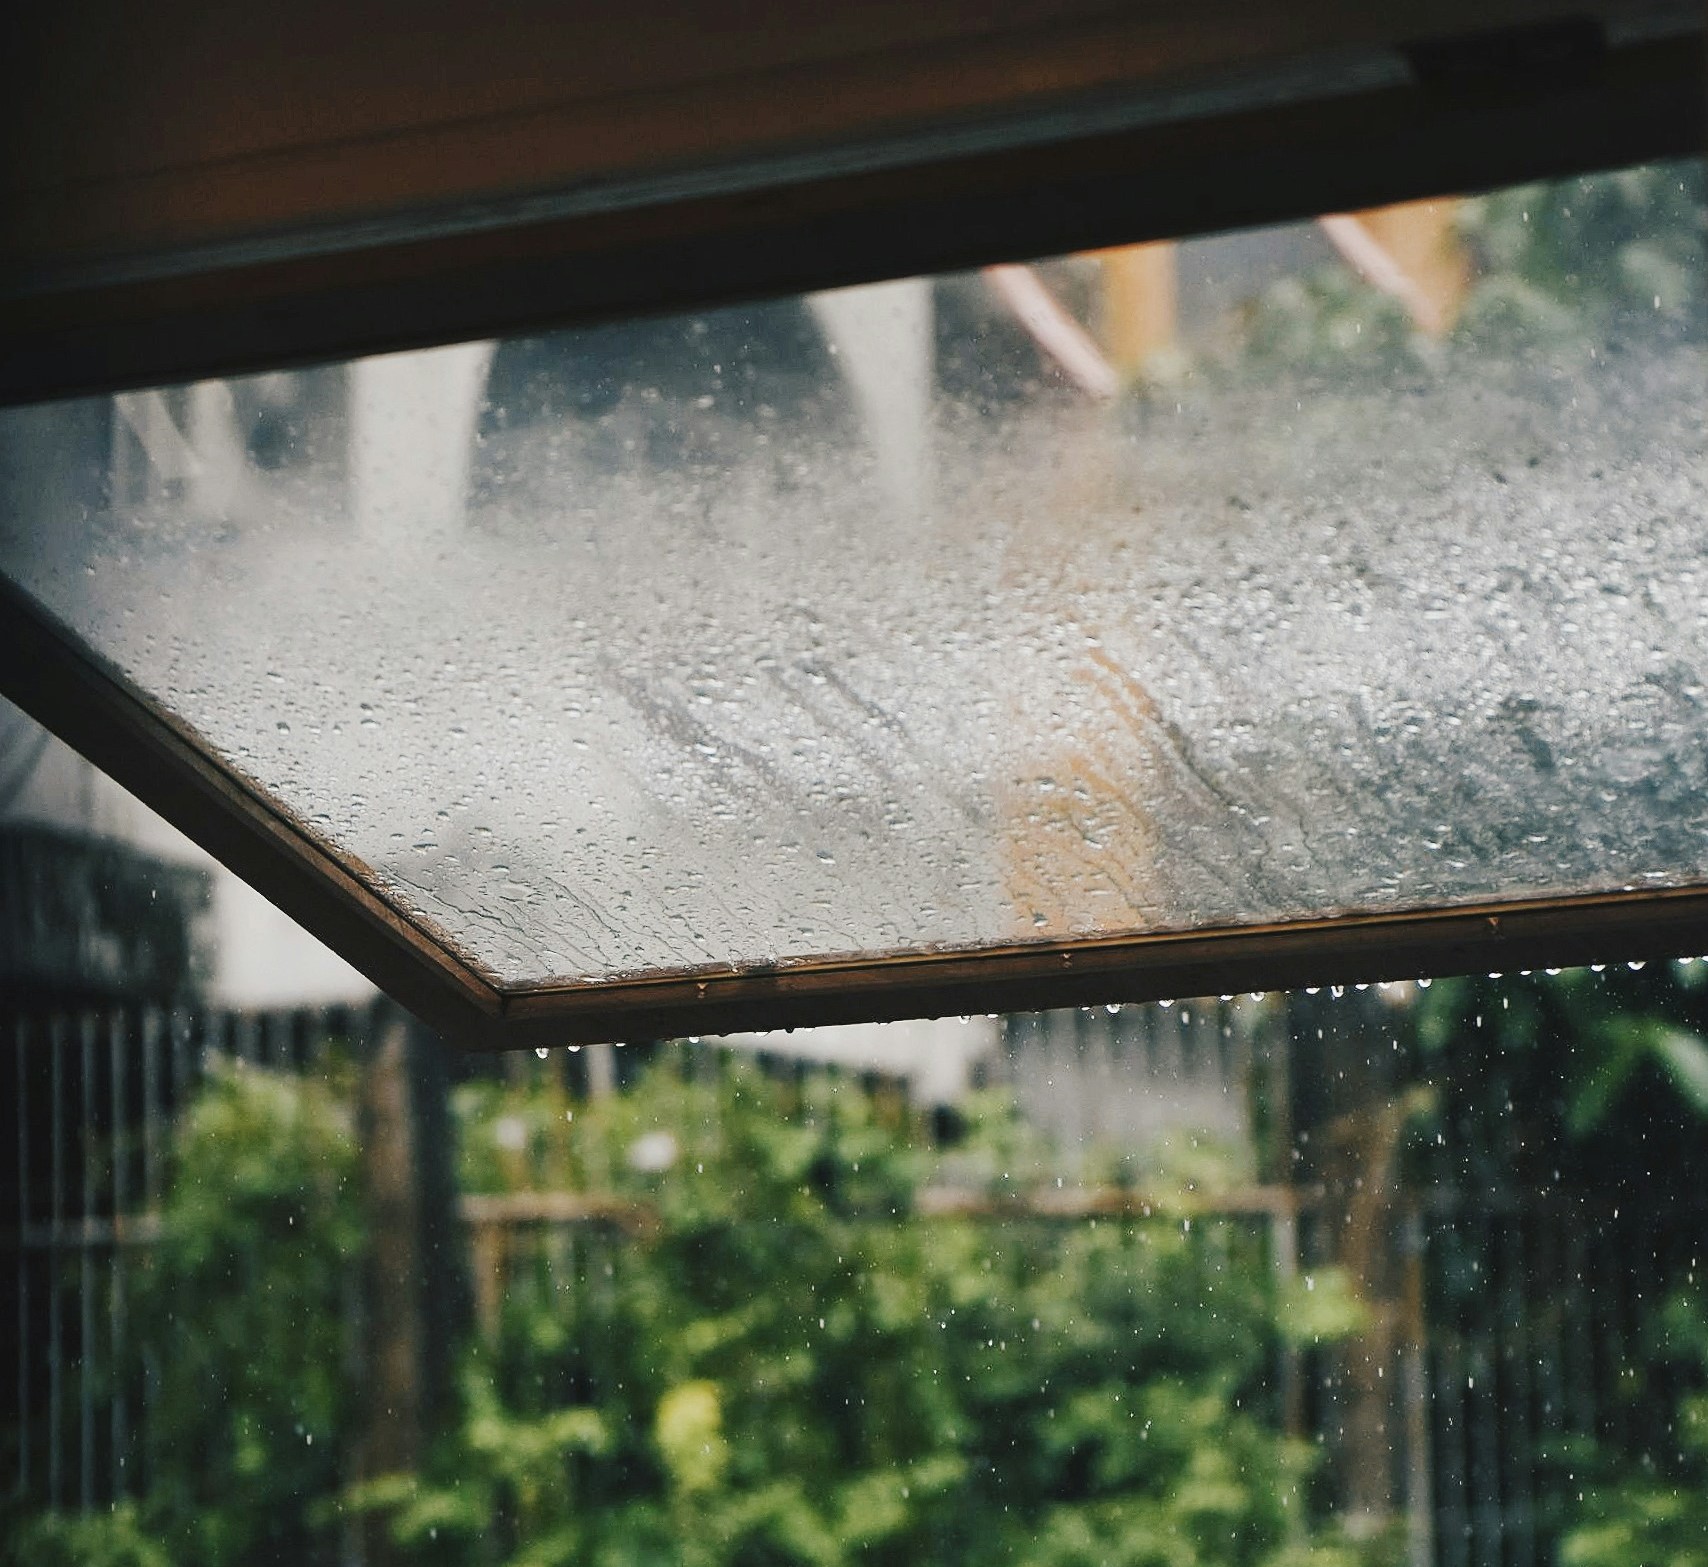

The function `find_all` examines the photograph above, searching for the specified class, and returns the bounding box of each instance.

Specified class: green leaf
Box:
[1567,1026,1644,1136]
[1277,1267,1370,1347]
[1650,1027,1708,1117]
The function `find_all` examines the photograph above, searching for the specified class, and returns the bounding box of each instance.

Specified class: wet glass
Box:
[1,163,1703,991]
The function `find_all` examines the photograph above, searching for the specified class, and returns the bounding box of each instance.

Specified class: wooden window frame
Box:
[1,3,1704,1045]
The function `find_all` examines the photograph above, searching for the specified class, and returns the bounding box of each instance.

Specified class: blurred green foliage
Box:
[1413,961,1708,1567]
[367,1060,1364,1567]
[1457,162,1706,342]
[22,953,1708,1564]
[1242,267,1417,371]
[13,1502,172,1567]
[16,1060,363,1567]
[1409,959,1708,1185]
[1559,1289,1708,1567]
[1241,158,1703,369]
[20,1048,1369,1566]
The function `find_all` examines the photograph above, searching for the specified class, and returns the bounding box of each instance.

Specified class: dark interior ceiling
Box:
[2,1,1700,403]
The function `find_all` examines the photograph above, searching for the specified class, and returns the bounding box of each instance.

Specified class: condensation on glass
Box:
[1,163,1703,989]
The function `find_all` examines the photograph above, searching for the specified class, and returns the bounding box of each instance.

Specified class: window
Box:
[2,159,1704,1041]
[2,9,1704,1566]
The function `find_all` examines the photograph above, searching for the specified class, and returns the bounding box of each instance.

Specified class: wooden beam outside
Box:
[1096,242,1179,378]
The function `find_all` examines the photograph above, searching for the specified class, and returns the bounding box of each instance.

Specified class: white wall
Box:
[0,699,374,1008]
[716,1016,997,1106]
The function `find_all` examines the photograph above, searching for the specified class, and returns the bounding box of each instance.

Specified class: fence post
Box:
[355,1005,423,1564]
[353,1001,468,1563]
[1290,990,1430,1553]
[408,1012,468,1434]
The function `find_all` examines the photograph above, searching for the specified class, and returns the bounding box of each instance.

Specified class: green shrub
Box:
[382,1057,1365,1567]
[58,1060,365,1567]
[1560,1290,1708,1567]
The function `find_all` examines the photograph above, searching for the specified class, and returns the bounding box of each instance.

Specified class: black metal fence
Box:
[4,998,1699,1567]
[3,1003,367,1515]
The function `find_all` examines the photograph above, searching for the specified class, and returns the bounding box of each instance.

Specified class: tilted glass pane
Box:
[1,163,1703,989]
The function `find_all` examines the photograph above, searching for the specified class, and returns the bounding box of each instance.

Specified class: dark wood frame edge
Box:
[0,575,503,1032]
[2,23,1701,405]
[495,888,1708,1046]
[8,578,1708,1050]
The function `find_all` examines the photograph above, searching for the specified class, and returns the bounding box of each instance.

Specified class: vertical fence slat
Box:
[1472,1206,1502,1567]
[15,1017,29,1501]
[1434,1215,1470,1567]
[168,1007,190,1111]
[1270,1204,1303,1436]
[233,1011,255,1066]
[1533,1199,1566,1481]
[141,1006,163,1504]
[109,1009,128,1502]
[48,1013,64,1512]
[1565,1217,1594,1440]
[79,1012,96,1514]
[1595,1210,1629,1454]
[1401,1209,1434,1567]
[141,1010,162,1208]
[202,1008,222,1079]
[1504,1210,1538,1567]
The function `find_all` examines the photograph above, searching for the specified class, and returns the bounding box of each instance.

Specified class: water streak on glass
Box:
[0,166,1703,988]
